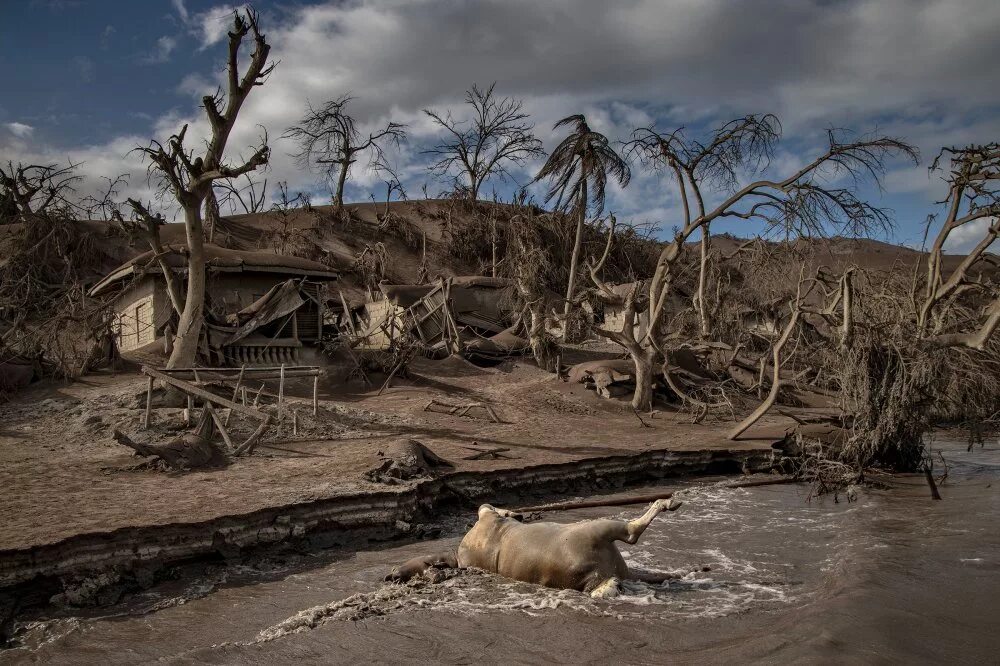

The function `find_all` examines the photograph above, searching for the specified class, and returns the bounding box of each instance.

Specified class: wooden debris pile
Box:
[115,364,321,469]
[423,398,502,423]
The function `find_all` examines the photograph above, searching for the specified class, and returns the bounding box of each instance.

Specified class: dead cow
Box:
[386,498,683,597]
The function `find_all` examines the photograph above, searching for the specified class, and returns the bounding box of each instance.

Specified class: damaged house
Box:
[597,280,693,341]
[352,276,529,361]
[88,244,338,365]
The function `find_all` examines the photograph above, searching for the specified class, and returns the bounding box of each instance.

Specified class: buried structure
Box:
[351,276,532,362]
[89,244,339,366]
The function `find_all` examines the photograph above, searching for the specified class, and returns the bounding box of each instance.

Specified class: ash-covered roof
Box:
[88,243,338,296]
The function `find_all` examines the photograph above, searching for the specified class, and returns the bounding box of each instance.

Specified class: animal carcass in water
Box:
[386,498,682,597]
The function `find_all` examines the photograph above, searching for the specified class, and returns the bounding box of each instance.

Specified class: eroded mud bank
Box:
[0,446,769,621]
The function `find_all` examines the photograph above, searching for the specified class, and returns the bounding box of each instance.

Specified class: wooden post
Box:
[226,364,247,427]
[233,416,272,456]
[206,404,234,451]
[143,375,154,429]
[185,395,193,426]
[278,363,286,415]
[339,289,357,335]
[312,375,319,416]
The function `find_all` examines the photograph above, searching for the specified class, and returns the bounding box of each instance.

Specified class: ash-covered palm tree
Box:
[534,115,630,333]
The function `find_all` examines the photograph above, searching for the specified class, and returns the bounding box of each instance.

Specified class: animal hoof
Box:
[667,498,683,511]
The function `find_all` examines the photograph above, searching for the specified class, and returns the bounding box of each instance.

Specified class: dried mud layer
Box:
[0,353,784,601]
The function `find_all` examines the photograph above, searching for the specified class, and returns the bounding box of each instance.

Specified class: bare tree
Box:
[216,172,269,215]
[0,162,81,223]
[916,143,1000,349]
[285,95,406,211]
[507,207,561,371]
[424,83,544,201]
[591,124,916,411]
[132,8,274,368]
[535,114,631,335]
[626,115,781,337]
[0,161,120,380]
[728,268,806,439]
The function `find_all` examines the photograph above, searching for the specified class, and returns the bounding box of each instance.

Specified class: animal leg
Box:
[384,552,458,582]
[623,497,682,544]
[632,570,681,584]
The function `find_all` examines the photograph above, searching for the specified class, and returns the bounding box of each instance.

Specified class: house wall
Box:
[603,307,650,341]
[112,272,330,353]
[357,298,405,350]
[113,279,159,352]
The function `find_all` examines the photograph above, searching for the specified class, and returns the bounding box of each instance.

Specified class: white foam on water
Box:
[5,618,83,653]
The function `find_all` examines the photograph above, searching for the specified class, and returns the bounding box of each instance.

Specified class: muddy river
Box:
[3,437,999,664]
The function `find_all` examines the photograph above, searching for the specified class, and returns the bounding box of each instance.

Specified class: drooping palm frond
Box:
[534,114,630,216]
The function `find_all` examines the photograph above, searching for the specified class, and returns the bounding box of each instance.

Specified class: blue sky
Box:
[2,0,999,251]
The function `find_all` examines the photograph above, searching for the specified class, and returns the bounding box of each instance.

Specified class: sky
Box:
[2,0,999,251]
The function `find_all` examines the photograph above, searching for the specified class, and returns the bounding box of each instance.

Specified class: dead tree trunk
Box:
[204,187,221,243]
[562,178,587,338]
[135,9,273,369]
[334,159,350,210]
[695,222,711,338]
[527,301,556,372]
[630,348,655,412]
[169,204,207,368]
[728,304,800,440]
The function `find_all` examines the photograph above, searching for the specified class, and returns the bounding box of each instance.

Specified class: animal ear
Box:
[510,512,525,522]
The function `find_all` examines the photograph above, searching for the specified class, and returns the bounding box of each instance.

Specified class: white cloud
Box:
[171,0,189,22]
[99,24,115,50]
[6,0,1000,229]
[5,122,35,138]
[942,217,1000,254]
[143,36,177,64]
[73,55,94,83]
[194,5,246,49]
[176,73,214,97]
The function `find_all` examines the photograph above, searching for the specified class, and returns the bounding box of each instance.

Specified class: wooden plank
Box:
[339,289,357,335]
[225,364,247,427]
[142,366,269,421]
[312,375,319,416]
[156,369,319,381]
[158,366,319,373]
[206,404,234,451]
[233,416,272,455]
[278,363,286,414]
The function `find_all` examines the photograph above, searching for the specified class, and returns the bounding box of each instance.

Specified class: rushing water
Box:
[3,437,999,664]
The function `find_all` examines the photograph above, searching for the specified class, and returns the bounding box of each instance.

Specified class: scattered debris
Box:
[140,366,274,455]
[423,398,502,423]
[112,405,228,470]
[461,444,516,460]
